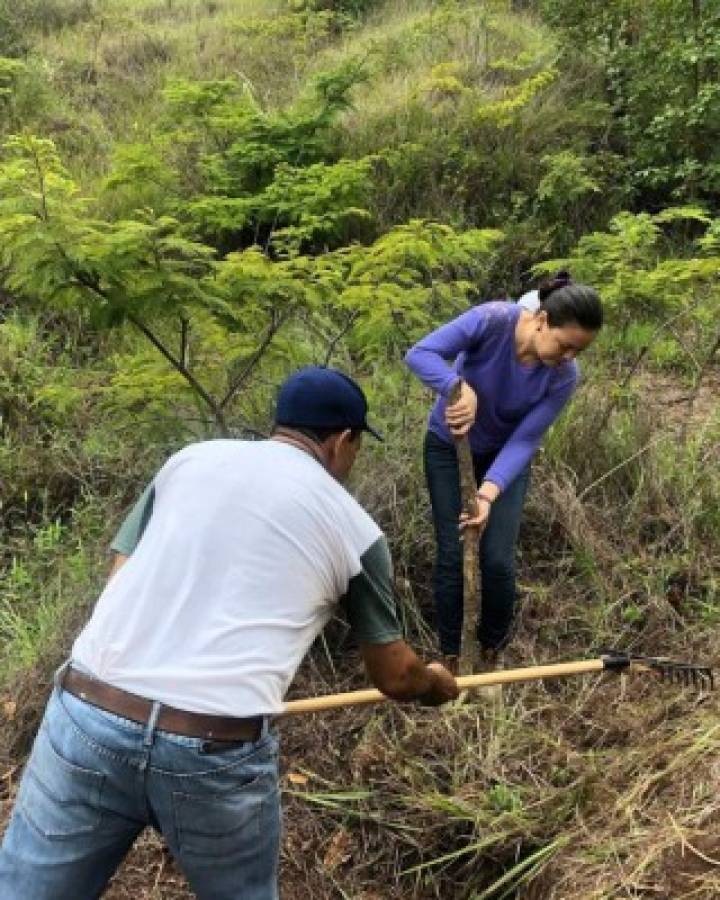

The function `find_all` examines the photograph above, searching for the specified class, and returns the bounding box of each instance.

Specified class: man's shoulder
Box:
[165,438,253,463]
[322,475,382,534]
[155,439,257,482]
[301,470,382,554]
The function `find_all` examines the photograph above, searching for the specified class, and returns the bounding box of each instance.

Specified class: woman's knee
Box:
[481,552,515,581]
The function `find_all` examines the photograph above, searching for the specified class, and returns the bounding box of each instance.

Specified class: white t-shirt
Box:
[517,289,540,312]
[72,440,391,716]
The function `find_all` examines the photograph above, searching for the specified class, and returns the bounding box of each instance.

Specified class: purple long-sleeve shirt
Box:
[404,301,578,491]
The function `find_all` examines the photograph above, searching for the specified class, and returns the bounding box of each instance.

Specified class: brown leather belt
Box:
[62,667,263,743]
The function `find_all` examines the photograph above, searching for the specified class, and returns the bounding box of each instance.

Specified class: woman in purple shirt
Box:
[404,275,603,671]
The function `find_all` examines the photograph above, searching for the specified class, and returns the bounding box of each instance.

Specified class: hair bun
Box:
[538,270,572,302]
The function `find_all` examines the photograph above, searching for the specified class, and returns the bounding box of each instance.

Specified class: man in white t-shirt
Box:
[0,366,458,900]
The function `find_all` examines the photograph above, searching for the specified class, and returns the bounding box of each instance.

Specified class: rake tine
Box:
[636,657,715,691]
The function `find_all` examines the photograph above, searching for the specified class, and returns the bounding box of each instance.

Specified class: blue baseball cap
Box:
[276,366,383,441]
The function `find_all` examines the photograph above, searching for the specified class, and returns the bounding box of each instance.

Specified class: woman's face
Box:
[533,313,597,366]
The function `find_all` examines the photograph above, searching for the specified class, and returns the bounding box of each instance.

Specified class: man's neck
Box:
[271,429,329,470]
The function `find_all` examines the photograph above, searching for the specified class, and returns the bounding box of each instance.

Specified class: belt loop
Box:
[53,659,71,692]
[260,716,269,739]
[143,701,162,748]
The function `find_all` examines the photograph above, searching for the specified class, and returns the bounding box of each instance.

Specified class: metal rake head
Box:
[639,656,715,690]
[600,651,715,691]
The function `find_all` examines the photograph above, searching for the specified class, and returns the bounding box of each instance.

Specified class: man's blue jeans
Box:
[0,681,280,900]
[424,430,530,655]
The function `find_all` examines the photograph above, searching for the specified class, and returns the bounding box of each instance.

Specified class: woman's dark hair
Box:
[537,270,603,331]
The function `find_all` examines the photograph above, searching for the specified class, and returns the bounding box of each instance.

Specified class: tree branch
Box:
[126,312,229,435]
[180,316,190,368]
[30,145,50,222]
[323,310,360,367]
[218,308,291,411]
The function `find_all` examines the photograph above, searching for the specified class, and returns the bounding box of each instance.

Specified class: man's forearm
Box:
[360,640,458,705]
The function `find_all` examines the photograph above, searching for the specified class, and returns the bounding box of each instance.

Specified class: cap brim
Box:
[364,423,384,442]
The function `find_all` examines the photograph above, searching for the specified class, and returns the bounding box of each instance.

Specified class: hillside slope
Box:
[1,1,719,898]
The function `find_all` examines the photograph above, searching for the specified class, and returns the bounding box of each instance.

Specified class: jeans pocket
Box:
[18,727,105,840]
[172,772,275,859]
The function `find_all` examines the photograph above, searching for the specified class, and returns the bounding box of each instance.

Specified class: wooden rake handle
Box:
[282,658,606,715]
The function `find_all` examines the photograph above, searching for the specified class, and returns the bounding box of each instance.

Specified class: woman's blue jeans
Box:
[0,680,280,900]
[424,430,530,656]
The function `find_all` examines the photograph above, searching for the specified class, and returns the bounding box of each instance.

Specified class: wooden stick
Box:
[282,658,606,715]
[448,379,480,676]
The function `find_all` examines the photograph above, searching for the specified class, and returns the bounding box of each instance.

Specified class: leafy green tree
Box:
[104,64,371,254]
[325,220,503,361]
[0,58,26,133]
[0,135,250,435]
[540,0,720,205]
[0,133,505,437]
[535,206,720,374]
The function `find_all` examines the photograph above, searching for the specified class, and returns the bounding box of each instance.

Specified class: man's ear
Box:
[339,428,355,447]
[535,309,548,329]
[322,430,348,463]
